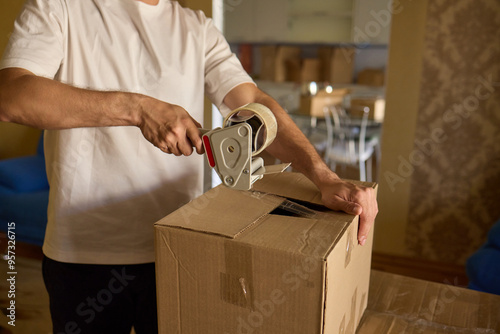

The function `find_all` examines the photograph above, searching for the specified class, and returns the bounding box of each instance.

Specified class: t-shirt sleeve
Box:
[0,0,65,78]
[203,16,255,117]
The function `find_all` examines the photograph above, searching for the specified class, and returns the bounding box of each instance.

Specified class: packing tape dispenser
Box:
[201,103,290,190]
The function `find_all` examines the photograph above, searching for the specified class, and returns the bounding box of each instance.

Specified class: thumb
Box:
[328,197,363,216]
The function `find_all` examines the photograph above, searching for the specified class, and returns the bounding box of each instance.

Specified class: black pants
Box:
[42,256,158,334]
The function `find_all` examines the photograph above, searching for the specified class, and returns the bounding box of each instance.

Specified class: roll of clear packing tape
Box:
[222,103,277,156]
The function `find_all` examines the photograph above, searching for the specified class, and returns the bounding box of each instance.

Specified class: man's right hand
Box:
[135,96,204,157]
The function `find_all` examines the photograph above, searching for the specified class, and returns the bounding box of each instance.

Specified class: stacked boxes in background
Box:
[259,45,301,82]
[259,45,356,85]
[318,46,356,84]
[285,58,322,83]
[155,172,376,333]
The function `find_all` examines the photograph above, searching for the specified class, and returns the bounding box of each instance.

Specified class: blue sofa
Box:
[0,135,49,246]
[466,218,500,296]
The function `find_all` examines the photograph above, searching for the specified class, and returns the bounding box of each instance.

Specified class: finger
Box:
[186,126,203,154]
[177,138,193,156]
[191,117,202,129]
[163,130,187,156]
[175,127,195,156]
[327,196,363,216]
[357,189,378,246]
[165,139,182,157]
[357,216,373,246]
[160,146,171,154]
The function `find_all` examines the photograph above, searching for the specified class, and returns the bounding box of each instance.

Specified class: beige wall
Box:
[0,0,41,159]
[176,0,214,130]
[177,0,212,15]
[373,0,429,257]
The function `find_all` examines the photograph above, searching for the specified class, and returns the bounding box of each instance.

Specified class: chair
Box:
[466,218,500,295]
[0,134,49,246]
[323,105,380,182]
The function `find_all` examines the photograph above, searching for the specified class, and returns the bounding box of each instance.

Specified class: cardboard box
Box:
[356,68,385,87]
[155,172,376,334]
[286,58,322,83]
[299,88,350,117]
[358,271,500,333]
[318,47,356,84]
[349,97,385,122]
[259,46,301,82]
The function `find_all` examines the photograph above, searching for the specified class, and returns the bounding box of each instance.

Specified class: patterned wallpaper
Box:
[406,0,500,264]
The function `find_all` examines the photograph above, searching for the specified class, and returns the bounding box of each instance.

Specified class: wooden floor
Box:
[0,246,50,334]
[0,243,469,333]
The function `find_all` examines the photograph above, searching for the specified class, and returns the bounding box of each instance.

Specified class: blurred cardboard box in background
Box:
[299,88,350,117]
[357,68,385,87]
[319,46,356,84]
[286,58,322,83]
[349,97,385,122]
[260,45,301,82]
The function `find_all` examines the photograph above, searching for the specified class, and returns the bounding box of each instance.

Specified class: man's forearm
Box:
[0,68,140,129]
[0,68,204,156]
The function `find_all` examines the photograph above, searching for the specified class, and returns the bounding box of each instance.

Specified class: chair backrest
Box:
[323,104,370,162]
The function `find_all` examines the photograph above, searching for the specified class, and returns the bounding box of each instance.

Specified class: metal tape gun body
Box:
[202,103,290,190]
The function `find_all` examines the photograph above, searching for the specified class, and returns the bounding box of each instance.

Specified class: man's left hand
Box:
[318,178,378,246]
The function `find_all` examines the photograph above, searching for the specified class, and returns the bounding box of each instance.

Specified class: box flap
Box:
[155,186,284,238]
[237,213,352,259]
[253,172,324,205]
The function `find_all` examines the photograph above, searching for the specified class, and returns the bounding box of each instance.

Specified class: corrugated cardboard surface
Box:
[357,271,500,333]
[324,221,373,334]
[155,172,376,333]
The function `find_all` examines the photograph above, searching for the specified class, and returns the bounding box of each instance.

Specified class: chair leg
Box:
[375,143,382,181]
[359,160,366,182]
[366,156,373,182]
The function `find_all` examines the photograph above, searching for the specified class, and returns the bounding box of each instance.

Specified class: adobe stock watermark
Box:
[179,185,222,225]
[384,74,498,192]
[57,267,135,334]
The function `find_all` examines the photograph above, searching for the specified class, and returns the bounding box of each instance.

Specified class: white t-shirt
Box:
[1,0,254,264]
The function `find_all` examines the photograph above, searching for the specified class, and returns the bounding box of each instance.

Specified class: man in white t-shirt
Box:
[0,0,378,333]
